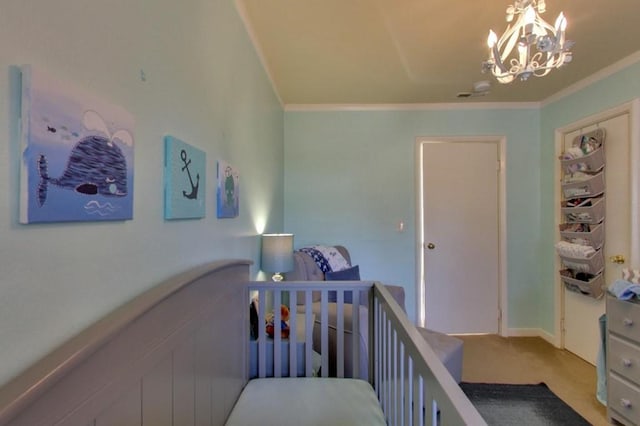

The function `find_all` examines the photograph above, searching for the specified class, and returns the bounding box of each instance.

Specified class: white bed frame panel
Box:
[0,260,485,426]
[0,260,250,426]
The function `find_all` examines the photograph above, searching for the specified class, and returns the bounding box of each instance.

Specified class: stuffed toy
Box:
[266,304,290,338]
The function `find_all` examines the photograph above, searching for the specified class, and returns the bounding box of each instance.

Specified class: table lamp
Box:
[261,233,294,281]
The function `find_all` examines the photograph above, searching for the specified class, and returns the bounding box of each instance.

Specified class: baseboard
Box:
[506,328,559,347]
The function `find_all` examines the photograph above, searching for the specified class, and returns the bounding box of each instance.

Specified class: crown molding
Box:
[284,102,540,112]
[542,50,640,107]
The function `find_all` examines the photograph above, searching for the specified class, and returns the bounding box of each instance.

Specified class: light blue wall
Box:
[285,60,640,335]
[284,108,542,325]
[539,61,640,332]
[0,0,284,387]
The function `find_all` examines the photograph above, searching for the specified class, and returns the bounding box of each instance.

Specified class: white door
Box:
[422,141,500,334]
[561,112,631,365]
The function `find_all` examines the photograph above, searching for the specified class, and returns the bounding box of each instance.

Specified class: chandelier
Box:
[482,0,573,84]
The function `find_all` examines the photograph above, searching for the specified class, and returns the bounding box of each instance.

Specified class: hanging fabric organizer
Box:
[557,128,606,299]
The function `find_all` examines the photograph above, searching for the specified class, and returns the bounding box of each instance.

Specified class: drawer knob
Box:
[620,398,633,409]
[622,358,633,368]
[623,318,634,327]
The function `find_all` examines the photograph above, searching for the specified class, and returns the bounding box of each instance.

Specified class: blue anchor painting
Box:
[164,136,206,219]
[180,149,199,200]
[19,66,135,224]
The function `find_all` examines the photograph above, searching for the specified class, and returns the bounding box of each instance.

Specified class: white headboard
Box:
[0,259,251,426]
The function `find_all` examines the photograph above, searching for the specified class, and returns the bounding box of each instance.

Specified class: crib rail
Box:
[248,281,486,426]
[372,284,486,426]
[249,281,373,379]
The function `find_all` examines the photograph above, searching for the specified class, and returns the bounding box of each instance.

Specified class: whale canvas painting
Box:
[164,135,206,219]
[19,66,134,223]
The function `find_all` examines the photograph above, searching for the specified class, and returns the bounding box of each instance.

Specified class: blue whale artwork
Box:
[37,135,128,206]
[19,66,135,223]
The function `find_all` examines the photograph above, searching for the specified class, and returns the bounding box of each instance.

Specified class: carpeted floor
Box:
[460,382,591,426]
[458,335,607,424]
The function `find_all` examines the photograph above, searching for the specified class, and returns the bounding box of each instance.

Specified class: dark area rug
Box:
[460,382,591,426]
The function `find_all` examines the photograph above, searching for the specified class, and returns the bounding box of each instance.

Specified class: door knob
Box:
[610,255,626,264]
[426,243,435,250]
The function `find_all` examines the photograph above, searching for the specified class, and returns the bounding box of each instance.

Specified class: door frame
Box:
[553,99,640,348]
[415,136,508,336]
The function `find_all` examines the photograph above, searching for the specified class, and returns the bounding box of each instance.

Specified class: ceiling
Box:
[236,0,640,106]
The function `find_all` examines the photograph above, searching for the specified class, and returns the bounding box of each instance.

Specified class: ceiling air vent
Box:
[456,80,491,99]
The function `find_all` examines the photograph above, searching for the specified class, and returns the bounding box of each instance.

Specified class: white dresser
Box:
[607,295,640,425]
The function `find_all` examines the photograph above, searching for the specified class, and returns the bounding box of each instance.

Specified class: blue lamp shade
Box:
[261,234,294,281]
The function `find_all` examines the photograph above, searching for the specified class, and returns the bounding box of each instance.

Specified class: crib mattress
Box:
[225,377,386,426]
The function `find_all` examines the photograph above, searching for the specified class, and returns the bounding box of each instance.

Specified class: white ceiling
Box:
[236,0,640,106]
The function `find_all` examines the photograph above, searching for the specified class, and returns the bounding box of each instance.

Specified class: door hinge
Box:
[497,309,502,321]
[496,160,501,172]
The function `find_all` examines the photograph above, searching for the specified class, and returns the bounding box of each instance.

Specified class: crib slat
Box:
[258,290,266,379]
[273,290,282,378]
[374,298,380,397]
[289,291,298,378]
[320,290,329,377]
[352,291,360,379]
[385,321,391,425]
[304,290,313,377]
[336,290,344,378]
[399,342,405,426]
[392,330,398,426]
[407,356,414,426]
[418,376,425,426]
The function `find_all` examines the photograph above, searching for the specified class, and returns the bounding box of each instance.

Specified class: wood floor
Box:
[458,335,609,426]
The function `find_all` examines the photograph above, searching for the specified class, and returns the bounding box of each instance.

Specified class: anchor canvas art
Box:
[164,135,206,219]
[19,66,135,223]
[216,160,239,218]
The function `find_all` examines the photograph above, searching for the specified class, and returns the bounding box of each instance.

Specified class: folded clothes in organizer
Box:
[564,198,593,208]
[560,223,592,233]
[578,133,603,154]
[567,237,590,246]
[564,187,590,198]
[560,146,585,160]
[559,223,594,246]
[555,240,596,259]
[562,261,592,273]
[608,279,640,300]
[562,171,595,184]
[564,212,594,222]
[560,269,595,282]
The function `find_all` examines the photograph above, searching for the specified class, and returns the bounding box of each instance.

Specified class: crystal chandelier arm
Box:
[495,23,520,71]
[532,13,555,36]
[498,23,519,56]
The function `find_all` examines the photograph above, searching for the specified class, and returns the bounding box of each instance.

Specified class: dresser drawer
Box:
[609,375,640,426]
[610,335,640,385]
[608,296,640,341]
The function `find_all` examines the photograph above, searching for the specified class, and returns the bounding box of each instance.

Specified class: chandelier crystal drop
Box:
[482,0,574,84]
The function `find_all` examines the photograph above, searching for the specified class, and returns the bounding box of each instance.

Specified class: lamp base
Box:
[271,273,284,282]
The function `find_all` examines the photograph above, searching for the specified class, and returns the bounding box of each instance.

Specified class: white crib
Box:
[229,281,485,425]
[0,260,485,426]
